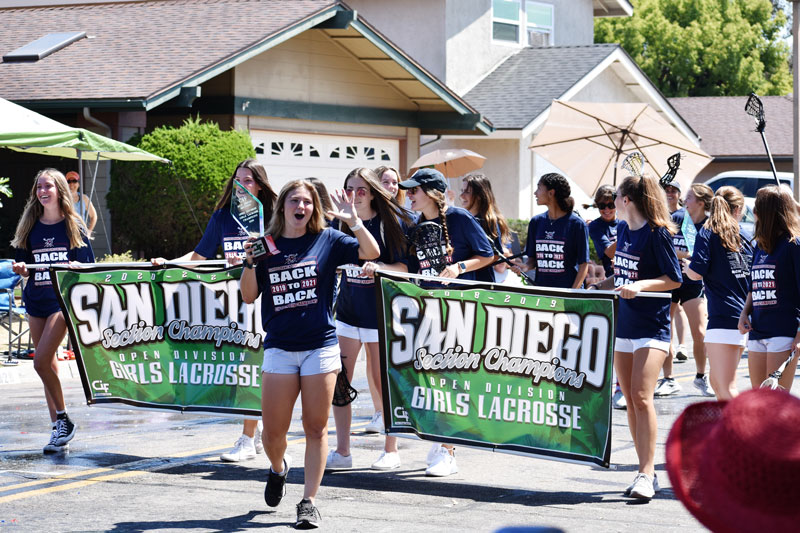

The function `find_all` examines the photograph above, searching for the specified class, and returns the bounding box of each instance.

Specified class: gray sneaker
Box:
[654,378,682,397]
[612,388,627,410]
[625,473,660,496]
[693,375,715,397]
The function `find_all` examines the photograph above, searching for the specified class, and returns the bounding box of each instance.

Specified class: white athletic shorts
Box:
[705,328,748,347]
[262,344,342,376]
[335,320,379,343]
[747,336,795,353]
[615,337,671,354]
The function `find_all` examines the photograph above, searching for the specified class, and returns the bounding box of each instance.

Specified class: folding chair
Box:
[0,259,31,365]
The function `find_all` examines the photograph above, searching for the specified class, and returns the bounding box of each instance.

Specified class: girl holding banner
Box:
[153,159,277,463]
[326,167,411,472]
[738,185,800,391]
[240,179,379,529]
[590,174,682,500]
[667,184,713,398]
[684,186,753,400]
[399,168,495,477]
[11,168,94,453]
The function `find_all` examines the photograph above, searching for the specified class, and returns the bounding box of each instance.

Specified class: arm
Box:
[360,260,408,278]
[239,239,259,304]
[738,292,753,334]
[572,262,590,289]
[588,276,615,290]
[685,265,703,281]
[604,241,617,259]
[85,195,97,232]
[329,189,380,260]
[151,250,204,266]
[440,255,495,279]
[615,274,681,299]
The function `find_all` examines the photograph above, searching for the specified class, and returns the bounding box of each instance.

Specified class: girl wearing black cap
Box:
[513,173,590,288]
[399,168,494,476]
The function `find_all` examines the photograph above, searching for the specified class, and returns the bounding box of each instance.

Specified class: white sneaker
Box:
[654,378,682,397]
[220,434,257,462]
[624,473,660,495]
[254,421,264,454]
[612,388,627,410]
[325,450,352,470]
[693,375,715,397]
[371,451,401,470]
[628,472,656,500]
[365,412,384,434]
[425,447,458,477]
[426,443,442,465]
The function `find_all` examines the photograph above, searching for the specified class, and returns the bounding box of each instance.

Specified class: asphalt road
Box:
[0,353,769,532]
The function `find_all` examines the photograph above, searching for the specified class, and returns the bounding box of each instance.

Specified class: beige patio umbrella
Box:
[410,148,486,178]
[529,100,711,196]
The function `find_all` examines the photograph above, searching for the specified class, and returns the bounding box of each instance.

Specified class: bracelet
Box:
[243,260,254,269]
[349,220,363,232]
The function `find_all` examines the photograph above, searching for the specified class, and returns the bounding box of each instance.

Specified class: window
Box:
[492,0,553,46]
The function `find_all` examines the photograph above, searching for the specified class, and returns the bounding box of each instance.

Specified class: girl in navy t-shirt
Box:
[399,168,494,477]
[515,173,590,288]
[686,186,753,400]
[738,185,800,391]
[240,179,379,526]
[588,185,618,278]
[12,168,94,454]
[460,173,513,283]
[328,167,411,472]
[152,159,277,464]
[590,175,681,500]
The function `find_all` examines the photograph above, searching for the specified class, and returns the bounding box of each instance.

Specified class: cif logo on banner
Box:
[91,380,111,396]
[393,406,411,425]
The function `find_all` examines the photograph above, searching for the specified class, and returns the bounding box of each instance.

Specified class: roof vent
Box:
[3,31,86,63]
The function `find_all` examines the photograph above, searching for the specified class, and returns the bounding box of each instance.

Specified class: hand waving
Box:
[328,189,359,228]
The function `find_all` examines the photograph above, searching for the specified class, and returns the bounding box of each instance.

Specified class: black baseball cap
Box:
[399,168,447,193]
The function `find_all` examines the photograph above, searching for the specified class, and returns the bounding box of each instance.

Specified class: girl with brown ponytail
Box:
[684,186,753,400]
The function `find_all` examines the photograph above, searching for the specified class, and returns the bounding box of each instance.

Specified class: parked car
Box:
[703,170,793,199]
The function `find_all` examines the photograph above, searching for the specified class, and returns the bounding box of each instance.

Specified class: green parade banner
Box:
[51,264,264,417]
[376,272,618,468]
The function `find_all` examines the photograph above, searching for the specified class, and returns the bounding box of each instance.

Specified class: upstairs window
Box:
[492,0,554,46]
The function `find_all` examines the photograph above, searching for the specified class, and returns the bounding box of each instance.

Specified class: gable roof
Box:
[668,95,793,159]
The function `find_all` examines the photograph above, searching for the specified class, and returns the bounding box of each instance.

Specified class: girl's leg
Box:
[747,351,767,389]
[29,313,68,420]
[767,350,799,391]
[242,418,258,439]
[332,336,361,457]
[662,304,678,378]
[365,342,397,453]
[261,372,300,473]
[613,351,638,455]
[706,343,743,400]
[675,303,689,354]
[683,297,708,374]
[365,351,382,414]
[629,347,668,476]
[300,371,338,502]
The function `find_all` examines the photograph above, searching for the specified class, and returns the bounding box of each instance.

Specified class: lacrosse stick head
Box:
[332,365,358,406]
[409,220,449,277]
[745,92,766,133]
[620,151,644,178]
[659,153,682,188]
[760,375,784,390]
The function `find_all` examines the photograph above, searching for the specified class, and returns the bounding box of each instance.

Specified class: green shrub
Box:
[108,116,255,258]
[98,250,143,263]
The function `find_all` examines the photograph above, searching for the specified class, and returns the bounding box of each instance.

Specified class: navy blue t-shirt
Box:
[748,237,800,340]
[524,211,590,288]
[689,227,753,330]
[671,209,705,288]
[335,214,408,329]
[195,209,250,261]
[406,206,494,281]
[255,229,360,351]
[614,221,682,342]
[15,219,94,312]
[588,217,618,277]
[472,216,502,283]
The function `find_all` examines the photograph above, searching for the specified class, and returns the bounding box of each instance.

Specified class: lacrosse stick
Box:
[660,153,682,189]
[332,365,358,406]
[745,93,781,187]
[620,151,644,178]
[760,351,797,390]
[488,243,535,285]
[408,220,449,278]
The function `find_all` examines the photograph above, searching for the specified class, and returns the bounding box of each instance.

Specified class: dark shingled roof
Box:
[668,96,793,158]
[464,44,619,130]
[0,0,337,104]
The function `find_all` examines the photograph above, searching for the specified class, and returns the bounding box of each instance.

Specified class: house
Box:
[668,95,793,183]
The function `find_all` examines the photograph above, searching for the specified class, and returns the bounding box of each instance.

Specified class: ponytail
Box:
[706,186,743,252]
[433,192,454,256]
[618,175,677,234]
[539,173,574,213]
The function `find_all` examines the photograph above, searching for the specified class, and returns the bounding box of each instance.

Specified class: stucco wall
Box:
[552,0,594,45]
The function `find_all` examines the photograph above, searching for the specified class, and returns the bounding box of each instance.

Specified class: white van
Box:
[703,170,793,199]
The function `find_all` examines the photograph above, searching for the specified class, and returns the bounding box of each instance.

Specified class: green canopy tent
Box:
[0,97,169,249]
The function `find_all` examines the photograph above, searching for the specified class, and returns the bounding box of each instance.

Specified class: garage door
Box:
[251,130,400,197]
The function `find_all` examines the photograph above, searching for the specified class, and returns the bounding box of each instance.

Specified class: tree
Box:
[107,116,255,258]
[595,0,792,97]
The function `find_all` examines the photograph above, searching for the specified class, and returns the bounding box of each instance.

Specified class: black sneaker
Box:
[264,456,291,507]
[53,416,76,447]
[43,428,64,454]
[295,498,321,529]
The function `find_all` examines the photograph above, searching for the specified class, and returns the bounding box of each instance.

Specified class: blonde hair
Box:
[267,180,326,237]
[617,174,677,234]
[689,183,714,211]
[11,168,90,250]
[706,186,744,252]
[374,165,406,206]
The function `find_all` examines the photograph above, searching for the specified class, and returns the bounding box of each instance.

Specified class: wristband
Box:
[243,260,254,269]
[349,220,363,232]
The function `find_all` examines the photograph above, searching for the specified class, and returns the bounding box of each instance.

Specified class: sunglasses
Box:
[67,179,79,184]
[597,202,615,210]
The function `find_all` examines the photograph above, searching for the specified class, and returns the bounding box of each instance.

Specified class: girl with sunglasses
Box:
[65,171,97,232]
[326,167,411,471]
[588,185,618,279]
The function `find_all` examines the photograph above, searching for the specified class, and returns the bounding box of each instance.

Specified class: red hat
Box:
[666,389,800,533]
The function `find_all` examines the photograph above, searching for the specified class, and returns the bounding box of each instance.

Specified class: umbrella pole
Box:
[78,150,85,220]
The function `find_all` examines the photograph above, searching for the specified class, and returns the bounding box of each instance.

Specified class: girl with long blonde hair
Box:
[11,168,94,454]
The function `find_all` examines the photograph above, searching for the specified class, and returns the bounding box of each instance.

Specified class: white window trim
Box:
[491,0,555,47]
